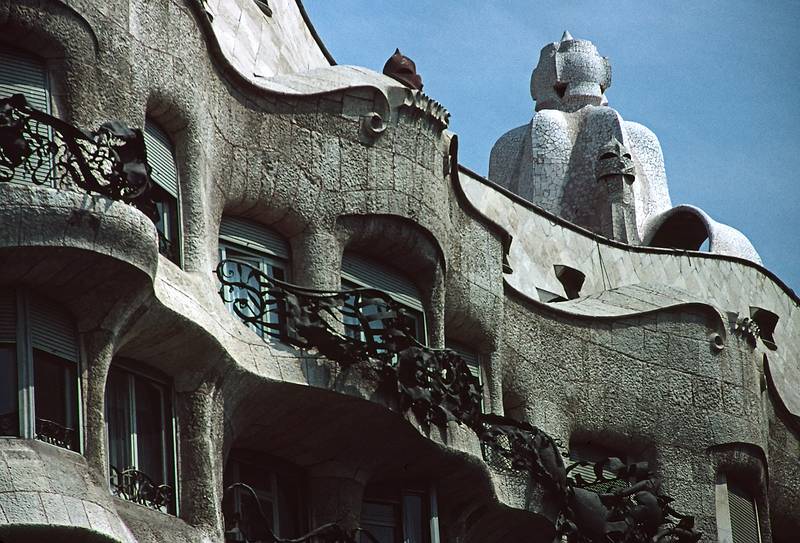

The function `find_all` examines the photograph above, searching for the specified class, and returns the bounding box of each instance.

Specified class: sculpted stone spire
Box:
[530,32,611,112]
[489,33,761,263]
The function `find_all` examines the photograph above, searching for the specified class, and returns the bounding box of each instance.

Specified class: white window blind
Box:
[728,483,761,543]
[445,341,482,383]
[0,48,50,112]
[144,122,179,198]
[1,48,51,186]
[220,216,289,259]
[341,252,424,313]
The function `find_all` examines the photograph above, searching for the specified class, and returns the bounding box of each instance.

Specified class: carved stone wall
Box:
[0,1,796,542]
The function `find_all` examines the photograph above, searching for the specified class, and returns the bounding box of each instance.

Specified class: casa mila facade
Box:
[0,1,797,543]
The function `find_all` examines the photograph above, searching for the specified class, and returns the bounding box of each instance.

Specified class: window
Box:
[143,120,181,264]
[0,47,52,185]
[224,452,305,540]
[446,341,485,412]
[218,216,291,341]
[341,252,427,345]
[0,289,80,451]
[566,442,629,494]
[716,474,762,543]
[105,362,176,513]
[360,485,439,543]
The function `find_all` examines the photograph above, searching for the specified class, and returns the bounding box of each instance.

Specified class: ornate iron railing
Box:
[110,465,174,512]
[0,93,159,222]
[35,417,76,451]
[216,260,703,542]
[224,483,374,543]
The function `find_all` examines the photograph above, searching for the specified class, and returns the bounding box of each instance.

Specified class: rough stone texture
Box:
[488,32,761,264]
[0,2,796,543]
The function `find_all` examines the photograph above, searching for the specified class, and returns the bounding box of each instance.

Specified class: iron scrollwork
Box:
[562,457,701,542]
[215,260,703,542]
[35,417,76,451]
[110,465,174,512]
[224,483,383,543]
[0,93,158,222]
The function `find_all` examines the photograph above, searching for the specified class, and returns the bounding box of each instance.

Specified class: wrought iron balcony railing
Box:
[0,93,162,226]
[216,260,703,542]
[109,465,174,513]
[35,417,76,451]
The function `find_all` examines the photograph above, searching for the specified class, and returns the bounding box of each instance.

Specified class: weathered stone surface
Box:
[0,2,795,543]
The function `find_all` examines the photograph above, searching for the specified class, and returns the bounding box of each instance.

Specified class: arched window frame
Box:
[143,119,182,265]
[340,251,428,345]
[218,216,291,342]
[0,289,82,453]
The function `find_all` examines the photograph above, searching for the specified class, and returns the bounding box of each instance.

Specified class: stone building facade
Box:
[0,1,797,543]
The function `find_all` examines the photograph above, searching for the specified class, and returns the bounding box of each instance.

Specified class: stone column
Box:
[81,329,115,486]
[177,379,225,537]
[595,137,639,244]
[291,228,341,290]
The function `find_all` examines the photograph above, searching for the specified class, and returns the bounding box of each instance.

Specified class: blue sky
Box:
[304,1,800,292]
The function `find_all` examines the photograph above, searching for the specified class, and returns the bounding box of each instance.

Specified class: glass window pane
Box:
[105,369,132,471]
[343,291,361,340]
[233,461,275,540]
[134,378,166,482]
[402,494,425,543]
[223,246,288,340]
[276,472,302,538]
[155,190,179,263]
[0,345,18,436]
[33,350,77,450]
[264,262,287,340]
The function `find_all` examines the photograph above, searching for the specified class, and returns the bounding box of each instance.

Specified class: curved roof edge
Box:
[295,0,336,66]
[502,279,729,337]
[457,164,799,308]
[186,2,449,130]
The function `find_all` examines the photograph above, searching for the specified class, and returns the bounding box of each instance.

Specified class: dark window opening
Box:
[224,452,305,540]
[0,345,18,436]
[360,485,432,543]
[33,350,78,451]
